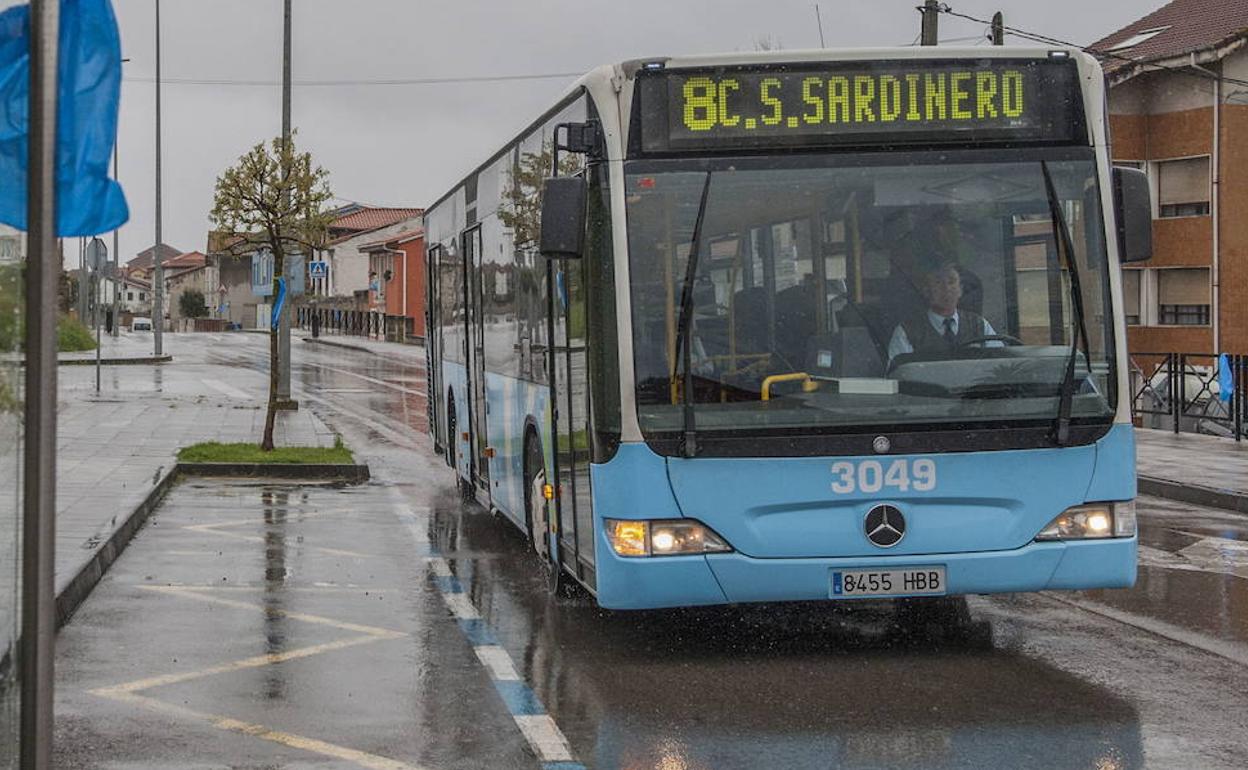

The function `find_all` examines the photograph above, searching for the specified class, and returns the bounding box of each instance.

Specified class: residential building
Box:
[1090,0,1248,354]
[313,206,423,298]
[160,251,216,330]
[0,224,24,265]
[126,242,183,280]
[360,229,427,342]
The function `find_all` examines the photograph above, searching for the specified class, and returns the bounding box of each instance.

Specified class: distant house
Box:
[312,206,423,298]
[1089,0,1248,354]
[126,242,183,280]
[360,229,426,342]
[160,251,215,330]
[0,224,24,265]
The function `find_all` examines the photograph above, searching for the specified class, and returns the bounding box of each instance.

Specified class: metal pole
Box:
[991,12,1005,45]
[94,269,101,391]
[21,0,59,764]
[277,0,293,404]
[152,0,164,356]
[111,87,121,337]
[920,0,939,46]
[814,4,826,49]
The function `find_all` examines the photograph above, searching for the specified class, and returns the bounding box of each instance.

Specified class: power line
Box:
[123,71,584,87]
[936,4,1248,90]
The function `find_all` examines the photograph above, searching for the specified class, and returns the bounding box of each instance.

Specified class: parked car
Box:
[130,317,152,332]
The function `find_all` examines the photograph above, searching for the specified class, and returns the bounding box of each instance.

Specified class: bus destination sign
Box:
[637,59,1084,152]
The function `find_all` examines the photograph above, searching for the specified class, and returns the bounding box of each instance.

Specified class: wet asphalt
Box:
[54,335,1248,769]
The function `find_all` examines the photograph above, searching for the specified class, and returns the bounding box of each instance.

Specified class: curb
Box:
[58,354,173,366]
[55,461,370,628]
[178,462,370,483]
[1138,475,1248,514]
[301,336,377,355]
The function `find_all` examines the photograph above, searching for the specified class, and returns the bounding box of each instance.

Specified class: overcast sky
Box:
[23,0,1155,262]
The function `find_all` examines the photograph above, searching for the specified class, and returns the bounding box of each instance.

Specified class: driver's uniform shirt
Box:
[888,309,1000,363]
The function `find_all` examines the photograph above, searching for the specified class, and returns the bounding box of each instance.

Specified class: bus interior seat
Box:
[805,327,886,378]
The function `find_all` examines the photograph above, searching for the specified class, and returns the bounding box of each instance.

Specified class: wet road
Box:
[55,334,1248,768]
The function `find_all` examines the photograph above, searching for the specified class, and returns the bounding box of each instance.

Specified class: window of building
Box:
[127,291,133,301]
[1157,157,1210,218]
[1157,268,1210,326]
[1106,26,1170,51]
[1121,269,1141,325]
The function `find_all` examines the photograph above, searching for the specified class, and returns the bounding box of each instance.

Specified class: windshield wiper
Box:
[1040,161,1092,446]
[673,172,713,458]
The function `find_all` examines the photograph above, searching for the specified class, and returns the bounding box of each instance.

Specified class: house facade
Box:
[312,207,423,298]
[1092,0,1248,355]
[361,229,426,342]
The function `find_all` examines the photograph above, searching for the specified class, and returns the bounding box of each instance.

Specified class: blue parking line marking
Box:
[395,504,582,767]
[434,575,464,593]
[492,680,546,716]
[457,618,498,647]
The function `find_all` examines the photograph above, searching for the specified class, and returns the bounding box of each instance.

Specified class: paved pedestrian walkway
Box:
[1135,428,1248,508]
[47,349,335,601]
[296,329,425,362]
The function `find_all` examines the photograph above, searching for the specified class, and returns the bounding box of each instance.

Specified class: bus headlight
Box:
[605,519,732,557]
[1036,501,1136,541]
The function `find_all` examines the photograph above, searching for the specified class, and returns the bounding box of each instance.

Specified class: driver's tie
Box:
[943,317,957,347]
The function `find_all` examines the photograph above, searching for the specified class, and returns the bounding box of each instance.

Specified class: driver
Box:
[887,257,1001,363]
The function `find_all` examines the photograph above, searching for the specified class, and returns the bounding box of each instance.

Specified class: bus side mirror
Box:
[1114,167,1152,263]
[539,176,586,259]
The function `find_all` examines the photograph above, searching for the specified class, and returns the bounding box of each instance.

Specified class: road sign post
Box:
[87,237,107,392]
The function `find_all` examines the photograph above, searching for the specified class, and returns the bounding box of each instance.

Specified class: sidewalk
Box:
[297,329,425,362]
[1136,428,1248,512]
[49,350,336,621]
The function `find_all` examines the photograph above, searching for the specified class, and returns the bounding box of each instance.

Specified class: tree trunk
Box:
[261,248,284,451]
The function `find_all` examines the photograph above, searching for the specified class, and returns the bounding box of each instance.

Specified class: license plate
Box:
[830,567,946,598]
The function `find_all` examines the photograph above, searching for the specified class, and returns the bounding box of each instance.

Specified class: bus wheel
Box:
[524,434,576,599]
[524,435,548,558]
[447,395,473,503]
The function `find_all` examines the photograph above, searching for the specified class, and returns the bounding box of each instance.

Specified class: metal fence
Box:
[1130,352,1246,441]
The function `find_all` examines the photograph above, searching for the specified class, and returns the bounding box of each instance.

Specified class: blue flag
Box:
[1219,353,1234,403]
[270,277,286,331]
[0,0,129,236]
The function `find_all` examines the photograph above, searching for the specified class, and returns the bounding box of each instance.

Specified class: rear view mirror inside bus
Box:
[1114,166,1153,263]
[539,176,587,259]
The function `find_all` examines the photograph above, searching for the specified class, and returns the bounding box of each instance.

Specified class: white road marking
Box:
[513,715,576,762]
[473,645,521,681]
[202,378,253,400]
[1045,594,1248,667]
[442,592,480,620]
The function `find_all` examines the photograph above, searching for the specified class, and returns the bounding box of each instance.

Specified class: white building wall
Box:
[319,215,422,298]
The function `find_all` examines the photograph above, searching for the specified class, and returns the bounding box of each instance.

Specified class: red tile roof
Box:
[359,228,425,251]
[161,250,207,270]
[331,207,423,233]
[1089,0,1248,74]
[127,243,183,269]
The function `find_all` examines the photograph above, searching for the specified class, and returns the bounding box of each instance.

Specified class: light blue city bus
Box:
[424,47,1153,609]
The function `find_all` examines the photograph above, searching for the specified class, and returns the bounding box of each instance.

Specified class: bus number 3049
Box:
[830,459,936,494]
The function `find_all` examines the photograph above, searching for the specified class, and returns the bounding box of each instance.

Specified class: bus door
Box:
[463,227,490,494]
[426,244,443,454]
[547,240,594,585]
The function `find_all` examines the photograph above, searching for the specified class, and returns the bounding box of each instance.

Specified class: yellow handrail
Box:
[761,372,818,401]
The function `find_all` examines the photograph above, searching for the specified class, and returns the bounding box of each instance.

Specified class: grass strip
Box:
[177,439,354,465]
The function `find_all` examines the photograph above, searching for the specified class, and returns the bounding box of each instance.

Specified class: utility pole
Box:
[277,0,294,406]
[152,0,164,356]
[111,64,124,337]
[22,0,59,764]
[991,12,1005,45]
[920,0,939,46]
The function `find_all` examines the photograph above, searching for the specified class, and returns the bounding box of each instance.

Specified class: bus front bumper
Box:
[593,536,1137,611]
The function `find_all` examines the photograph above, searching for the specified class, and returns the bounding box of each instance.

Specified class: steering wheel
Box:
[955,334,1023,348]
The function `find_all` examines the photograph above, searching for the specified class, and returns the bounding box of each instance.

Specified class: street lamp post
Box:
[152,0,164,355]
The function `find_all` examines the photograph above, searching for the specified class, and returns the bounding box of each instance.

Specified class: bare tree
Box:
[209,132,333,450]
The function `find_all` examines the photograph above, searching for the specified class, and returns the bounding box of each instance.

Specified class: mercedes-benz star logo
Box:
[864,504,906,548]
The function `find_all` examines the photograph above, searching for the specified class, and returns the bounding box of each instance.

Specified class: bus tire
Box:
[524,432,576,599]
[447,393,474,503]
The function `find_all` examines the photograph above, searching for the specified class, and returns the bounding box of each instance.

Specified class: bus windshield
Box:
[625,148,1117,441]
